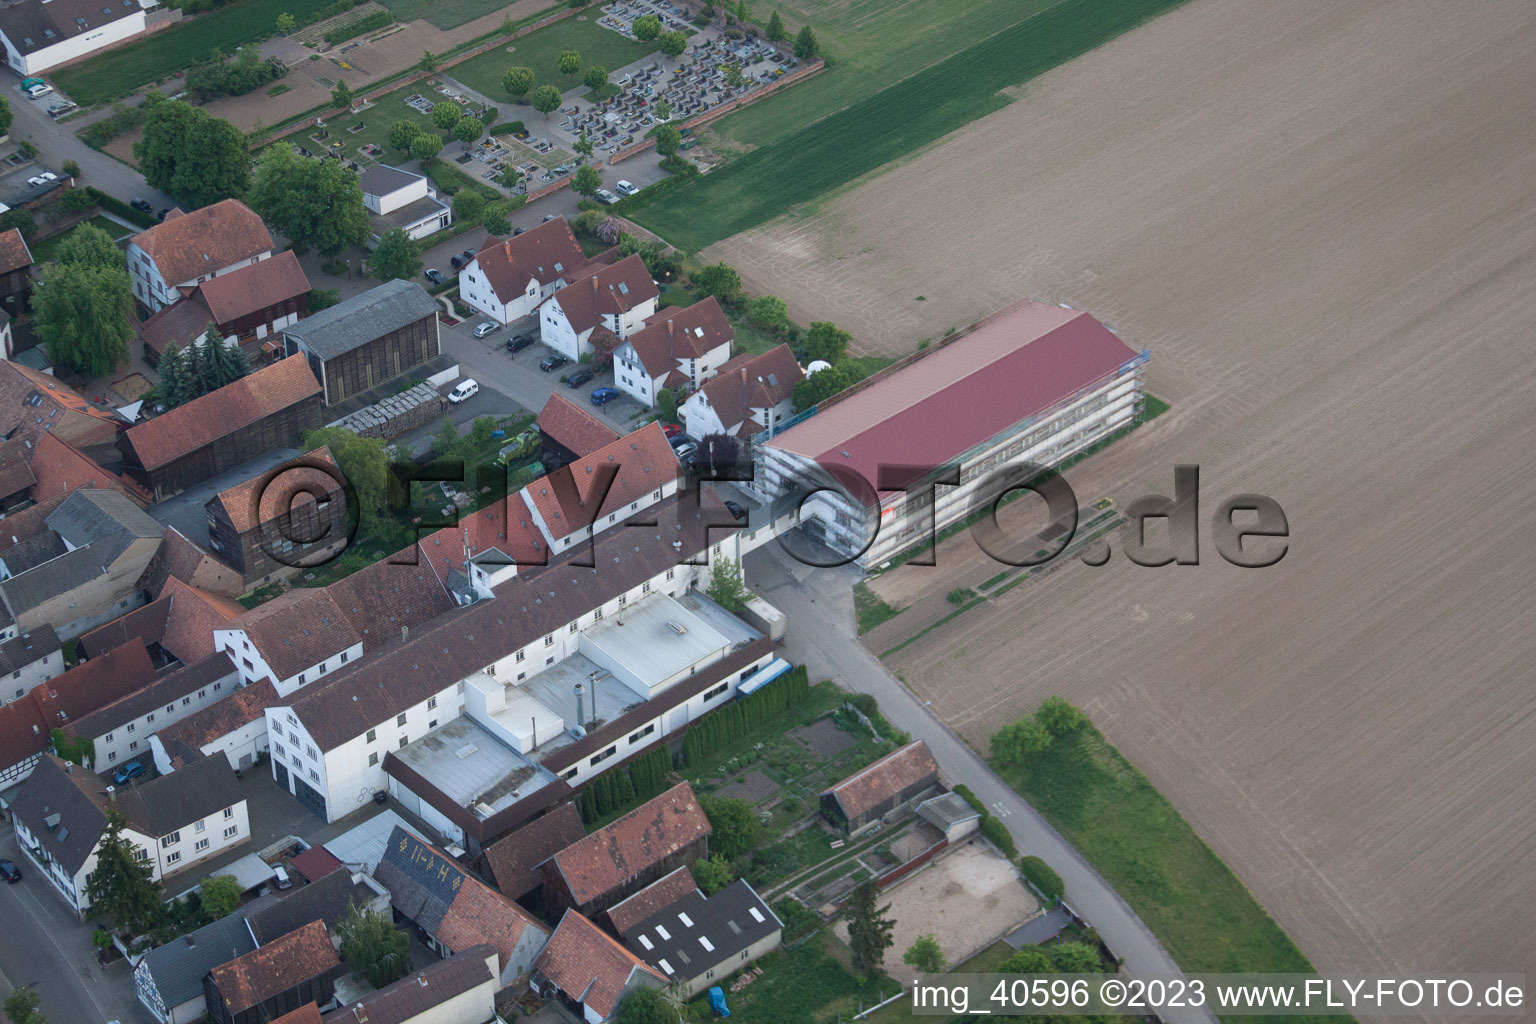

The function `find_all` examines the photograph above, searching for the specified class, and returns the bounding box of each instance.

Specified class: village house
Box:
[0,360,123,451]
[137,250,310,367]
[9,752,249,915]
[361,164,452,244]
[533,392,619,468]
[459,217,587,326]
[203,446,349,585]
[0,0,160,75]
[537,255,657,362]
[126,200,275,313]
[280,279,441,406]
[820,739,941,836]
[482,801,585,905]
[203,919,344,1024]
[135,914,258,1024]
[327,946,501,1024]
[0,225,33,318]
[617,877,783,997]
[151,677,279,775]
[0,435,34,512]
[613,297,735,409]
[0,623,62,702]
[118,355,323,501]
[680,343,802,442]
[61,651,239,771]
[531,909,667,1023]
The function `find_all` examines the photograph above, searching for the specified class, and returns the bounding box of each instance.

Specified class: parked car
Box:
[24,83,53,99]
[673,441,698,461]
[272,865,293,890]
[512,226,525,236]
[19,77,45,90]
[506,334,533,353]
[594,189,619,205]
[724,500,747,521]
[540,354,567,372]
[447,378,480,403]
[0,859,21,883]
[450,255,466,270]
[47,101,77,119]
[130,198,154,214]
[615,180,639,196]
[542,214,556,222]
[668,432,693,449]
[565,368,595,388]
[661,422,683,438]
[157,209,171,222]
[424,268,445,285]
[113,761,147,785]
[590,386,620,405]
[473,320,500,338]
[461,248,477,262]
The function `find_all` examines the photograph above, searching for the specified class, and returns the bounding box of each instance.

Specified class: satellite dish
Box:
[806,360,832,375]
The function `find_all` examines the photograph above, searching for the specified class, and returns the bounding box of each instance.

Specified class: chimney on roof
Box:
[401,626,409,644]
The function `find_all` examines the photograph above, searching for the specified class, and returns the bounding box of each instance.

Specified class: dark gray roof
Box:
[0,530,67,575]
[46,487,161,548]
[0,0,142,57]
[372,826,459,934]
[0,624,59,675]
[0,490,162,614]
[65,652,237,742]
[8,755,108,875]
[281,279,438,361]
[620,879,782,982]
[244,866,374,944]
[115,751,244,838]
[138,915,257,1011]
[330,945,495,1024]
[0,545,111,614]
[359,164,424,199]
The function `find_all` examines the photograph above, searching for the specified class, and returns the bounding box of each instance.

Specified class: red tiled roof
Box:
[327,556,455,648]
[522,422,674,542]
[534,910,666,1019]
[0,226,33,275]
[622,297,733,379]
[233,586,360,681]
[766,302,1141,502]
[130,200,273,290]
[548,255,656,334]
[122,356,321,471]
[197,250,310,326]
[0,436,36,497]
[484,802,586,899]
[75,594,170,660]
[27,432,137,504]
[137,292,215,359]
[208,920,339,1014]
[472,218,587,303]
[137,525,245,600]
[268,1005,323,1024]
[536,393,619,459]
[603,865,700,935]
[0,361,121,449]
[416,491,548,581]
[290,844,344,884]
[693,344,801,434]
[436,872,549,976]
[549,783,711,907]
[207,446,343,535]
[0,639,156,770]
[155,677,280,766]
[823,740,939,820]
[160,575,245,662]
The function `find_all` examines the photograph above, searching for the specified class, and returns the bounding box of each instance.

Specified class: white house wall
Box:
[2,11,148,76]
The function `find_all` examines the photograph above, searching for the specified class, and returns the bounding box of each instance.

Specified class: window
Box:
[194,820,205,834]
[161,831,180,847]
[195,838,209,852]
[135,847,149,862]
[182,697,191,707]
[515,651,525,664]
[642,581,651,594]
[396,713,407,727]
[104,732,114,742]
[319,662,327,673]
[589,745,617,767]
[340,651,349,664]
[398,736,408,749]
[306,745,316,759]
[165,851,182,866]
[297,673,306,685]
[704,682,729,701]
[145,712,155,723]
[366,729,376,743]
[213,682,222,692]
[129,740,139,751]
[569,622,578,633]
[427,696,437,711]
[368,752,379,767]
[543,634,554,647]
[224,825,238,839]
[562,766,578,780]
[308,769,319,782]
[666,569,675,581]
[165,704,175,714]
[198,689,206,699]
[628,723,655,745]
[618,594,627,607]
[223,807,233,820]
[108,752,117,762]
[593,608,603,620]
[274,743,285,758]
[126,723,135,733]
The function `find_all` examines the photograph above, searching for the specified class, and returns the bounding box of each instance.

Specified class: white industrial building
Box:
[360,165,452,244]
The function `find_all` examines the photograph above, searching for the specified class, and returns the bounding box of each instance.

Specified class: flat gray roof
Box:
[322,809,428,874]
[578,592,732,697]
[392,715,558,818]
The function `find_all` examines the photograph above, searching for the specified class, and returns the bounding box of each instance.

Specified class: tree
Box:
[694,262,742,305]
[845,881,895,974]
[1036,696,1087,737]
[652,123,681,158]
[410,132,444,160]
[706,556,748,613]
[0,208,36,239]
[632,13,661,40]
[737,0,747,21]
[700,795,757,857]
[301,426,389,531]
[997,947,1054,973]
[692,854,734,894]
[481,207,512,236]
[59,189,94,213]
[694,431,739,477]
[572,132,595,159]
[248,144,370,257]
[658,30,688,57]
[991,718,1051,766]
[1048,941,1102,973]
[803,321,851,363]
[454,116,484,144]
[336,902,411,988]
[201,874,242,920]
[419,49,439,73]
[135,95,250,207]
[0,94,12,137]
[747,294,787,332]
[532,84,562,119]
[583,65,611,95]
[432,101,462,130]
[557,49,581,79]
[388,119,421,151]
[794,24,819,59]
[156,341,189,409]
[903,934,947,974]
[86,807,161,932]
[615,987,675,1024]
[332,79,353,109]
[309,287,341,310]
[654,97,673,120]
[430,416,461,459]
[766,9,785,41]
[725,64,745,89]
[571,163,602,198]
[370,228,420,282]
[204,329,250,389]
[276,11,295,33]
[34,261,132,377]
[3,985,45,1024]
[792,362,852,410]
[452,189,486,223]
[502,65,535,98]
[62,158,81,178]
[57,223,123,270]
[656,388,677,424]
[50,727,93,767]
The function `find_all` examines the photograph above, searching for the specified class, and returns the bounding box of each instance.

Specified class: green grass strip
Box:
[627,0,1188,250]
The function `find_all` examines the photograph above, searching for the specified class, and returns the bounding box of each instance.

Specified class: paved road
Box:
[7,82,175,211]
[743,543,1217,1024]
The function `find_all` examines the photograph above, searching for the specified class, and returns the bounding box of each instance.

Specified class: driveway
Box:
[743,543,1217,1024]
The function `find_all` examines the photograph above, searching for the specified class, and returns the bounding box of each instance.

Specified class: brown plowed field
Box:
[711,0,1536,983]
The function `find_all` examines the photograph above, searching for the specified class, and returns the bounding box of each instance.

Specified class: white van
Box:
[271,864,292,889]
[447,379,480,403]
[24,83,53,99]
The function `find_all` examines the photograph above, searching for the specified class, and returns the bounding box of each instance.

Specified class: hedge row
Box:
[487,121,526,136]
[953,783,1017,858]
[85,187,158,228]
[1020,854,1065,903]
[323,9,392,45]
[575,745,671,823]
[681,665,810,766]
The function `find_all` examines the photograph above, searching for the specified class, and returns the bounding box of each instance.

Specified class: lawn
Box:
[270,78,477,169]
[52,0,336,106]
[994,725,1354,1024]
[854,581,902,634]
[682,934,883,1024]
[624,0,1188,250]
[378,0,555,30]
[29,217,134,263]
[447,17,654,107]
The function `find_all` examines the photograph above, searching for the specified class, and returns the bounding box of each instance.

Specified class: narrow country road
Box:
[8,88,176,210]
[744,543,1218,1024]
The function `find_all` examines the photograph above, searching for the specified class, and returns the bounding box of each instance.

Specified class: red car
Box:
[661,423,683,438]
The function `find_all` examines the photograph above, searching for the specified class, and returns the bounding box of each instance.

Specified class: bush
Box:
[323,9,391,45]
[1020,855,1065,902]
[980,814,1016,857]
[487,121,525,135]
